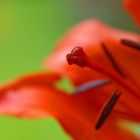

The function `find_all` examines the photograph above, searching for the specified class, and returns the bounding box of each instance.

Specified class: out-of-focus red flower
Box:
[0,72,139,140]
[124,0,140,27]
[0,1,140,140]
[43,0,140,139]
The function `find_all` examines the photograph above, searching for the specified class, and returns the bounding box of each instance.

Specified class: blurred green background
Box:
[0,0,139,139]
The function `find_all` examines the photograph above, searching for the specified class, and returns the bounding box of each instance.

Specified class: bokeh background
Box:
[0,0,139,139]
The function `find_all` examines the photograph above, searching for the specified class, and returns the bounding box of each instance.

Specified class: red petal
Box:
[124,0,140,27]
[0,72,69,118]
[0,72,99,139]
[44,19,140,86]
[96,119,140,140]
[0,72,138,139]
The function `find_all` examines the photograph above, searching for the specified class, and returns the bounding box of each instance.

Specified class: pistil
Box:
[66,46,139,98]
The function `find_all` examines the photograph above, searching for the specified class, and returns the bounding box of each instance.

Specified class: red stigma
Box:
[67,46,140,99]
[66,47,87,67]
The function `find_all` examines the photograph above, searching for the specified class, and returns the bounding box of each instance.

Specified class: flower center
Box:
[66,46,139,98]
[66,40,140,129]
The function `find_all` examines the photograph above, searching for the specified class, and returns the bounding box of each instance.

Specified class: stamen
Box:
[121,39,140,51]
[66,47,139,98]
[73,80,110,94]
[95,91,121,130]
[101,43,125,77]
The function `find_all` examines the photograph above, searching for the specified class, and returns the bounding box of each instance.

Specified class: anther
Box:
[95,91,121,130]
[121,39,140,51]
[101,43,125,77]
[73,80,110,94]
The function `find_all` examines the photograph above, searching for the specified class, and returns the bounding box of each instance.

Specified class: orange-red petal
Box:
[44,19,140,86]
[0,72,69,118]
[0,72,99,139]
[124,0,140,27]
[0,72,139,139]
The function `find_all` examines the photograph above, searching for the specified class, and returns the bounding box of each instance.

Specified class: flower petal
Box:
[0,72,69,118]
[96,120,140,140]
[124,0,140,27]
[0,72,138,139]
[45,19,140,87]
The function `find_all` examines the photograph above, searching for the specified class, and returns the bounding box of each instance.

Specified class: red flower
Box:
[0,72,139,140]
[0,0,140,140]
[44,0,140,139]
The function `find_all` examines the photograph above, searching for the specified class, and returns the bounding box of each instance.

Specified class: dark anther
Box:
[95,91,121,130]
[101,43,125,77]
[73,80,110,94]
[121,39,140,51]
